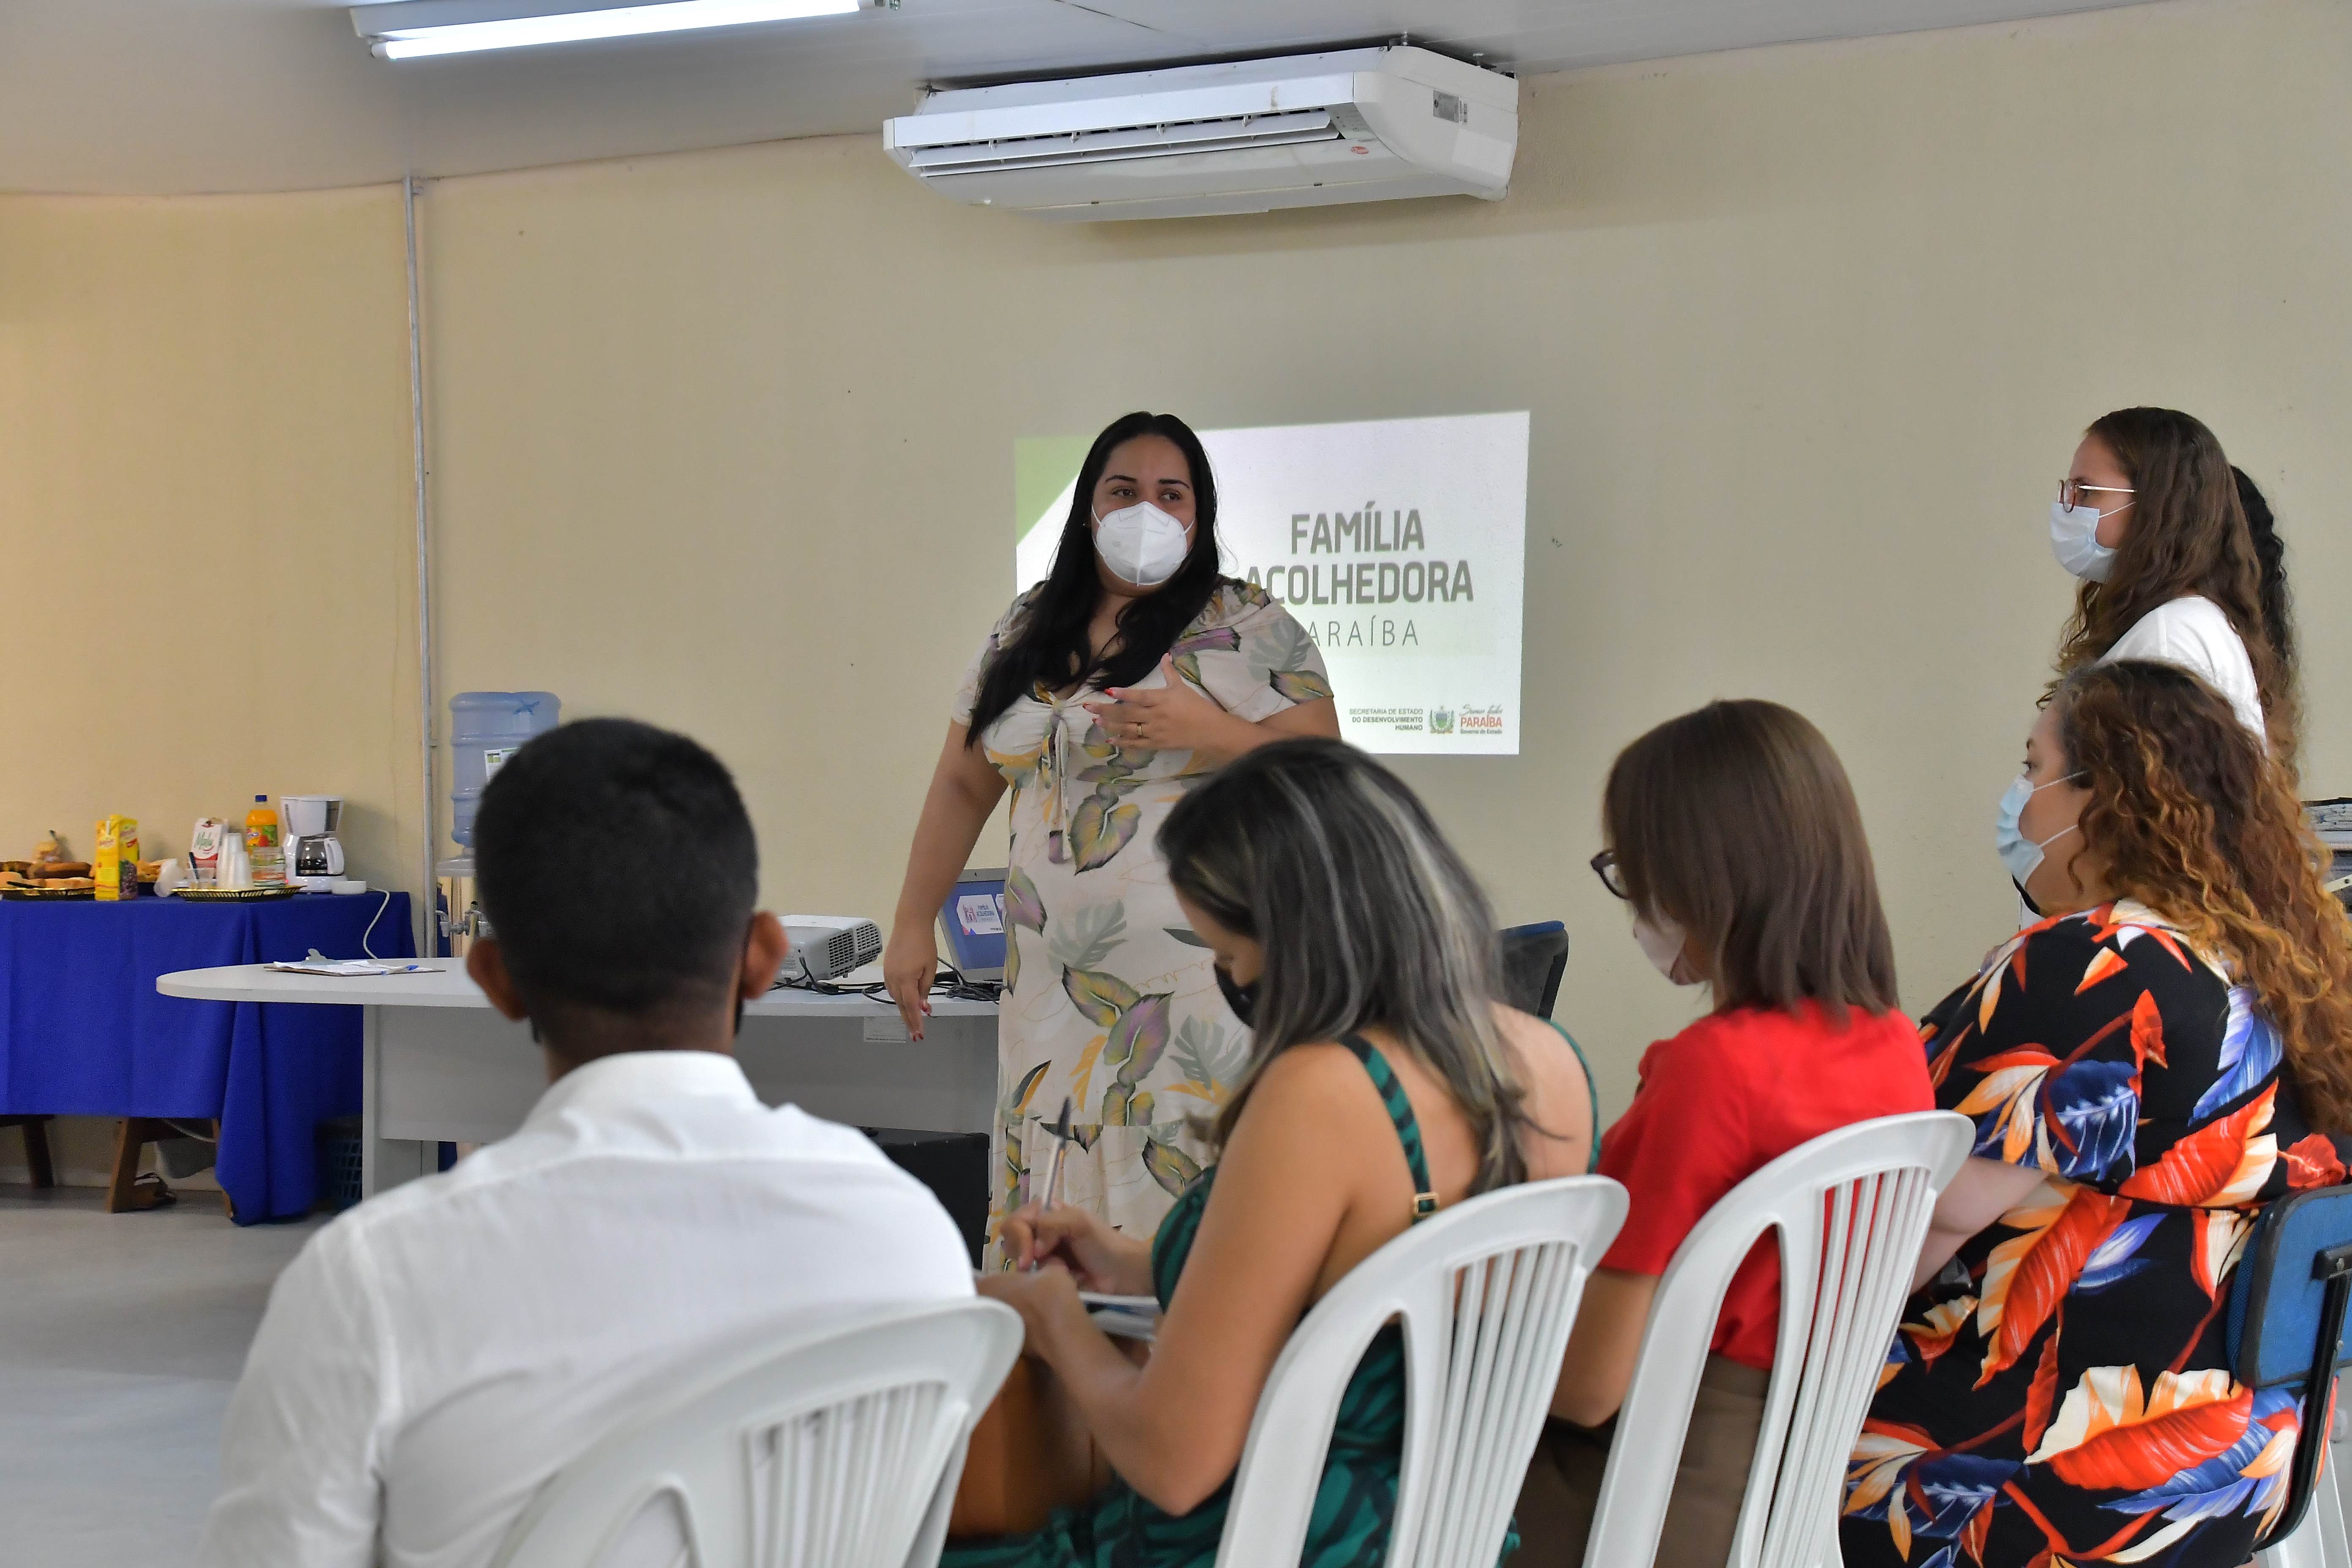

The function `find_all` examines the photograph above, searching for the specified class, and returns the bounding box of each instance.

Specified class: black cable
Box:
[931,956,1002,1004]
[769,961,999,1004]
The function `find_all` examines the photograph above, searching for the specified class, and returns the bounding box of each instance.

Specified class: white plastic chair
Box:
[490,1297,1024,1568]
[1216,1174,1631,1567]
[2259,1445,2352,1568]
[1582,1110,1974,1568]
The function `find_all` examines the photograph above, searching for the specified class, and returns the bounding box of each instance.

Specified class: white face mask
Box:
[1633,911,1699,985]
[1093,501,1192,589]
[2049,498,2122,582]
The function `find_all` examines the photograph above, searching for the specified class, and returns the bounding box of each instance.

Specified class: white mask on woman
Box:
[2048,499,2121,582]
[1633,910,1699,985]
[1094,501,1191,588]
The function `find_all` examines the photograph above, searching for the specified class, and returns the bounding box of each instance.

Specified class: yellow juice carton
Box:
[95,814,141,901]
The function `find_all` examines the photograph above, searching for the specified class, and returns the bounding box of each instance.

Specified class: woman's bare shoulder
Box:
[1245,1038,1378,1107]
[1221,1041,1405,1179]
[1491,1002,1577,1070]
[1492,1004,1595,1178]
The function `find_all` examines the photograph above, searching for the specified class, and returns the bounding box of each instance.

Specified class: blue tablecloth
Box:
[0,892,414,1223]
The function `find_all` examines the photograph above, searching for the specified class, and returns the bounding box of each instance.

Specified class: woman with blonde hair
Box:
[1846,661,2352,1568]
[949,738,1594,1568]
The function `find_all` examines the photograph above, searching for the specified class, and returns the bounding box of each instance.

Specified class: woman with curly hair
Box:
[1843,661,2352,1568]
[2049,407,2298,758]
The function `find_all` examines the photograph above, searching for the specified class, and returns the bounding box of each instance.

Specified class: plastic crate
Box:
[318,1117,365,1212]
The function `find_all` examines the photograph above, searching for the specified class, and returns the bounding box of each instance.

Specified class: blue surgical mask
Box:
[1995,773,2082,886]
[2049,499,2120,582]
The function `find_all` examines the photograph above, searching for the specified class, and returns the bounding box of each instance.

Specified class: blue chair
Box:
[2227,1182,2352,1561]
[1499,921,1570,1018]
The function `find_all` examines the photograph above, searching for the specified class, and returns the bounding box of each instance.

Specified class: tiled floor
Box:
[0,1184,320,1564]
[8,1178,2351,1566]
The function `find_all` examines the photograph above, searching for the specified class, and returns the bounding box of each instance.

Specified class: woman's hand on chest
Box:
[1083,656,1251,763]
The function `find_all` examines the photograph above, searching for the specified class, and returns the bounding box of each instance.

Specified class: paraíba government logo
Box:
[1342,704,1508,740]
[1424,705,1506,736]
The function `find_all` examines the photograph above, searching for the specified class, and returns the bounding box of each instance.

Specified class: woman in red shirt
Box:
[1515,698,1934,1567]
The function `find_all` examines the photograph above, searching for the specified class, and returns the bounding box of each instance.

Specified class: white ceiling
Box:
[0,0,2142,196]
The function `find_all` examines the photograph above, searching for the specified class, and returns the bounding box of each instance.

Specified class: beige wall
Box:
[4,0,2347,1186]
[422,0,2352,1119]
[0,186,420,1179]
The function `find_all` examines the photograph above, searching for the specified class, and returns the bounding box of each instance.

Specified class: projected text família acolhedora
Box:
[1013,411,1526,757]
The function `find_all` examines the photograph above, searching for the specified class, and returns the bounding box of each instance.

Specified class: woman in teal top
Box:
[953,738,1598,1568]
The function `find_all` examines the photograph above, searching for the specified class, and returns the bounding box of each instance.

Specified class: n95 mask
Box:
[1094,501,1191,588]
[2049,500,2119,583]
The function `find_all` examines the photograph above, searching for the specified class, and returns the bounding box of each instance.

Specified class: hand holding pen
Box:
[1024,1096,1074,1272]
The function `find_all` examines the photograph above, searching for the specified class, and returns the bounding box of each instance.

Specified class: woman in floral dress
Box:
[886,411,1336,1261]
[1844,661,2352,1568]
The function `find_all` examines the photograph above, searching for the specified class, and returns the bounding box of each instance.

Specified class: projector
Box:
[780,916,884,983]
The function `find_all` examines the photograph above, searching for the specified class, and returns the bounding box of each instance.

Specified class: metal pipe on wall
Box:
[403,174,437,957]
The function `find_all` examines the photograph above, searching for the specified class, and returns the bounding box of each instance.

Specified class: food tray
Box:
[1,886,95,901]
[172,885,300,902]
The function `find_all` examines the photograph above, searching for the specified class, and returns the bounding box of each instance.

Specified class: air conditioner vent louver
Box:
[882,46,1518,223]
[906,109,1340,176]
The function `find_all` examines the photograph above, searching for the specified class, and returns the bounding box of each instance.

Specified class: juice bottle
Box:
[246,795,285,887]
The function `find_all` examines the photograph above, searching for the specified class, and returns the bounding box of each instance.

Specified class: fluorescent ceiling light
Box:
[353,0,860,60]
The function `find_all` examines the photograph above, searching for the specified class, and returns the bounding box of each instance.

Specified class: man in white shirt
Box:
[196,718,974,1568]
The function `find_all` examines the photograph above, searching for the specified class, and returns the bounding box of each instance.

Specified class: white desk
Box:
[156,961,998,1198]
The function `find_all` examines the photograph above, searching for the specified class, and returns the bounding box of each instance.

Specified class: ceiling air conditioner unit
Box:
[882,46,1517,222]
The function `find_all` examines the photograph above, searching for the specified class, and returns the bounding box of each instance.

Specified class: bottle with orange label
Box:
[245,795,286,887]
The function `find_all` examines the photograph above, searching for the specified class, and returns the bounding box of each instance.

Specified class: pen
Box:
[1028,1096,1073,1271]
[1041,1096,1071,1212]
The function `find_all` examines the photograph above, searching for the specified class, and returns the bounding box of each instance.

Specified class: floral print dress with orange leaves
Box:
[954,581,1332,1266]
[1843,901,2352,1568]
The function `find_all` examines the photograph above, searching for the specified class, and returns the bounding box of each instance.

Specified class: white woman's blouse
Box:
[2101,594,2266,743]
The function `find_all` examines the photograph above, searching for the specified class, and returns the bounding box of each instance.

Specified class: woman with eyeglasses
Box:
[1513,700,1932,1568]
[2049,407,2295,757]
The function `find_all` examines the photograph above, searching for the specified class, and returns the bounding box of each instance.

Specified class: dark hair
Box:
[1603,700,1897,1020]
[1159,738,1536,1194]
[2052,661,2352,1131]
[2235,466,2296,677]
[965,412,1227,743]
[474,718,757,1030]
[2057,408,2298,757]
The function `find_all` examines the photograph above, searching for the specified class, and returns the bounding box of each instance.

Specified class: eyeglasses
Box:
[2058,479,2136,510]
[1590,849,1629,901]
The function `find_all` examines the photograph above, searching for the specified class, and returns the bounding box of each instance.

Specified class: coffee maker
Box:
[281,796,346,882]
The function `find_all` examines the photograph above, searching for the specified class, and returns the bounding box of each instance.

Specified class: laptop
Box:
[936,867,1008,984]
